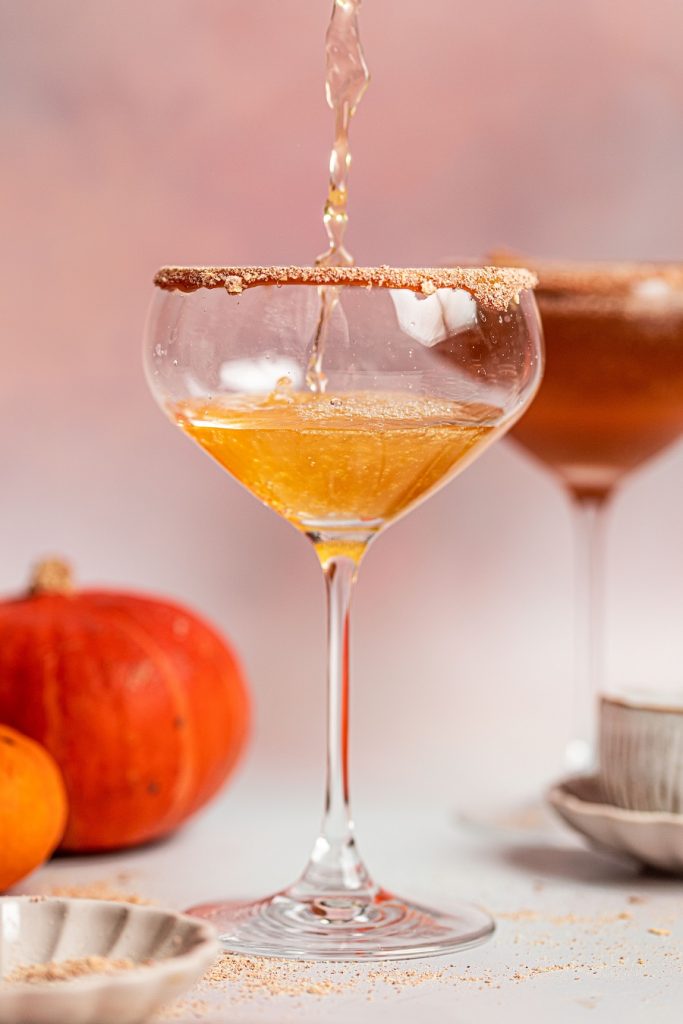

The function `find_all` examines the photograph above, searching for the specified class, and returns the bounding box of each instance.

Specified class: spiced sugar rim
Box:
[153,265,537,310]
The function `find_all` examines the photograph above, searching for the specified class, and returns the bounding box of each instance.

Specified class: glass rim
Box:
[153,264,537,311]
[486,253,683,296]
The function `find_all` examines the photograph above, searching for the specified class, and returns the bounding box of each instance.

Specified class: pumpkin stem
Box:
[30,559,74,596]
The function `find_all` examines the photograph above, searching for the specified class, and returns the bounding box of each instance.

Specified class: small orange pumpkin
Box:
[0,560,250,851]
[0,723,67,891]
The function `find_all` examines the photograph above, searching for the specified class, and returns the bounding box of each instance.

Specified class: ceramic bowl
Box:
[600,693,683,813]
[0,897,218,1024]
[548,774,683,873]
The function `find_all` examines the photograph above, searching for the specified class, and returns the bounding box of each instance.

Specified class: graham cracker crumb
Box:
[154,998,210,1020]
[203,954,350,999]
[647,927,671,936]
[224,276,243,295]
[4,956,145,984]
[497,909,540,922]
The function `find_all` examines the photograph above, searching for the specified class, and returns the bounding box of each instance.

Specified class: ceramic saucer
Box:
[547,774,683,874]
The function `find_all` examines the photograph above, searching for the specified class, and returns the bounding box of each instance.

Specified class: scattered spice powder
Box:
[4,956,144,984]
[511,963,577,981]
[15,894,667,1008]
[497,908,634,930]
[367,965,496,992]
[203,954,349,998]
[170,927,682,1012]
[154,998,211,1021]
[196,952,622,1003]
[548,912,627,927]
[497,909,540,922]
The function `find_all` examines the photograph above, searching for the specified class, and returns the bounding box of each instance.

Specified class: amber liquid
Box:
[174,391,500,562]
[512,293,683,499]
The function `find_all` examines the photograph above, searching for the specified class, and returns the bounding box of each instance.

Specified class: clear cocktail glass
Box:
[144,264,542,960]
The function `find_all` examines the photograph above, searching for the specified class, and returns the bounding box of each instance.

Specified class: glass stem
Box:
[566,495,607,772]
[293,554,374,907]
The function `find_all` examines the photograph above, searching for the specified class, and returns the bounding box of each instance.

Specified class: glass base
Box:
[187,887,494,961]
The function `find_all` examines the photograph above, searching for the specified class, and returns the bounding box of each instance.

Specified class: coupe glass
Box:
[506,261,683,770]
[144,264,542,960]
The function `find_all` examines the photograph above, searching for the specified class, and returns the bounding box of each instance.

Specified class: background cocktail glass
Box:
[507,261,683,771]
[144,265,542,960]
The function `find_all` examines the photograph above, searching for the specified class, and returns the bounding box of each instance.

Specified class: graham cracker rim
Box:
[153,264,537,310]
[489,253,683,296]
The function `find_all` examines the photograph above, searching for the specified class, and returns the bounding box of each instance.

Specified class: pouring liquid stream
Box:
[306,0,370,392]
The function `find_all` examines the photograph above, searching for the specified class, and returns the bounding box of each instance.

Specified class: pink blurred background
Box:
[2,0,683,808]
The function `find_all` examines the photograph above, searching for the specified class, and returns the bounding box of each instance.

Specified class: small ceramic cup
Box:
[600,693,683,813]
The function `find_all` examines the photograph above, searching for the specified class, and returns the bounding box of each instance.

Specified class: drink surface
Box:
[512,293,683,500]
[174,391,500,558]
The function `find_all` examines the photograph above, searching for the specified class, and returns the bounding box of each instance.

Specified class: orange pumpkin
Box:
[0,560,249,851]
[0,723,68,891]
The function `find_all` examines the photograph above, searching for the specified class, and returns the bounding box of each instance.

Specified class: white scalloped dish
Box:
[548,774,683,874]
[0,897,218,1024]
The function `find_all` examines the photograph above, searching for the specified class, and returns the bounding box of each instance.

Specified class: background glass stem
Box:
[294,554,374,902]
[567,495,607,772]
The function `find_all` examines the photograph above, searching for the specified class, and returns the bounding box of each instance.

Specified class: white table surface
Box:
[17,776,683,1024]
